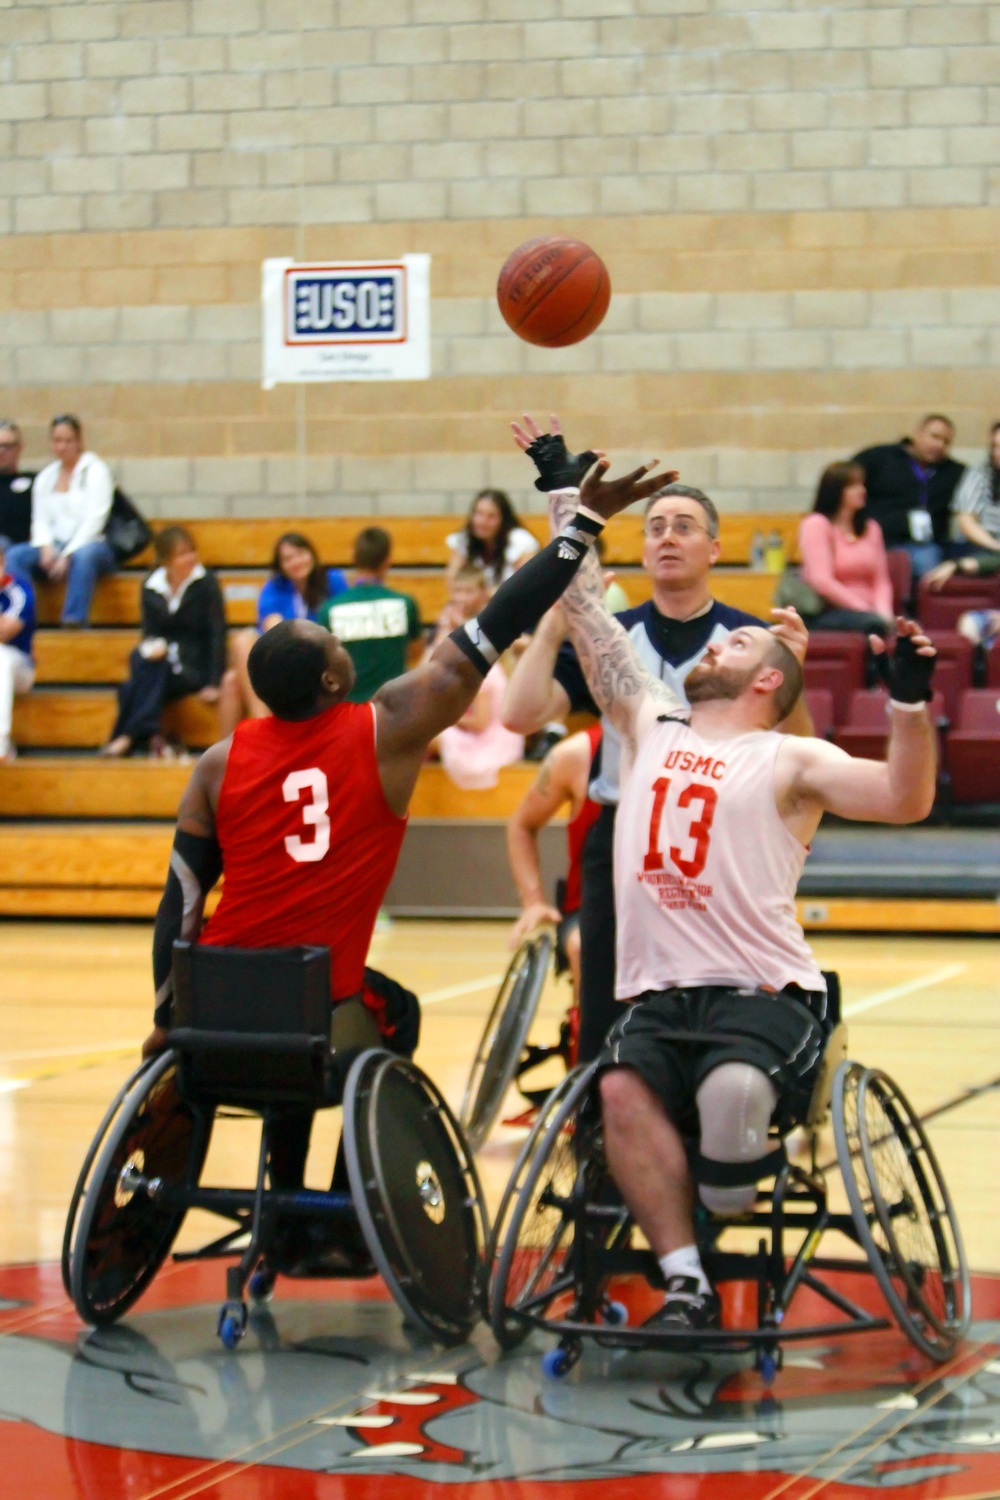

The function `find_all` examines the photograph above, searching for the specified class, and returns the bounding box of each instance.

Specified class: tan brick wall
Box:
[0,4,997,517]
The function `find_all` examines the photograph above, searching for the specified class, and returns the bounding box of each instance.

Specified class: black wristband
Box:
[876,634,935,704]
[525,432,599,493]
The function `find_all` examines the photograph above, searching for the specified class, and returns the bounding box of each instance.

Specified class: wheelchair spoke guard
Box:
[342,1049,489,1347]
[62,1055,158,1298]
[833,1061,970,1362]
[460,931,553,1153]
[489,1061,609,1349]
[69,1050,213,1326]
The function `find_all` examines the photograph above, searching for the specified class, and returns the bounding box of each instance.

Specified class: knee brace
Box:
[694,1063,779,1215]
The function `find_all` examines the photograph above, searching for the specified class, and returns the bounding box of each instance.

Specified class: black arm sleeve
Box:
[450,511,603,675]
[152,828,223,1029]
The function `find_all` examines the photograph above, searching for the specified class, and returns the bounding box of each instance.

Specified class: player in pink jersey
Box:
[545,472,938,1333]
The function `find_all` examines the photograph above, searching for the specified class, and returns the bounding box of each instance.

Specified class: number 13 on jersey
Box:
[644,777,718,880]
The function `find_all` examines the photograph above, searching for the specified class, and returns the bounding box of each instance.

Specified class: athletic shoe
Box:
[644,1275,721,1331]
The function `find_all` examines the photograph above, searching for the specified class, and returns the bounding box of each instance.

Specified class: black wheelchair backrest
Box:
[173,941,331,1034]
[170,941,335,1108]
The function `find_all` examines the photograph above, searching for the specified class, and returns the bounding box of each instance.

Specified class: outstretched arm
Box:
[374,454,664,816]
[550,486,683,751]
[777,621,937,833]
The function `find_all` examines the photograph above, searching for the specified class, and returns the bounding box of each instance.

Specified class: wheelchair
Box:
[488,975,970,1381]
[461,926,585,1153]
[63,942,490,1351]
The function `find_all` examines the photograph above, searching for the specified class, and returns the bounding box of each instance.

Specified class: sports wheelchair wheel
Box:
[68,1050,213,1326]
[62,1056,157,1297]
[342,1049,489,1347]
[489,1060,613,1349]
[833,1062,970,1362]
[460,931,553,1153]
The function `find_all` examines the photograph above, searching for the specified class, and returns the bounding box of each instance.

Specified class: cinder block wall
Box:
[1,1,997,521]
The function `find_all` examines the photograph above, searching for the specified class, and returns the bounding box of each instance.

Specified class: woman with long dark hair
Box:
[217,530,347,737]
[797,461,894,635]
[445,488,538,588]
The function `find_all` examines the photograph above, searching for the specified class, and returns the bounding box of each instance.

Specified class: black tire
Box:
[342,1049,489,1347]
[489,1061,606,1349]
[62,1056,157,1298]
[460,932,553,1153]
[833,1061,970,1362]
[69,1051,213,1326]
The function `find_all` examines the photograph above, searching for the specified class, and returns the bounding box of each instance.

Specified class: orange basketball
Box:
[497,236,611,347]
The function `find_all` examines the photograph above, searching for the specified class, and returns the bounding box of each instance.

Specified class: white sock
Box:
[659,1245,710,1295]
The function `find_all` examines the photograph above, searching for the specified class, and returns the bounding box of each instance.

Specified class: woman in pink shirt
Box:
[798,462,895,636]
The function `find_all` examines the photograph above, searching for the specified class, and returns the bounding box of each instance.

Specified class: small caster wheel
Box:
[541,1347,573,1380]
[758,1351,779,1386]
[218,1301,247,1350]
[602,1299,628,1327]
[249,1268,275,1304]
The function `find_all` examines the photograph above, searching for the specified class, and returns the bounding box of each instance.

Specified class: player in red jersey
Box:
[141,455,669,1210]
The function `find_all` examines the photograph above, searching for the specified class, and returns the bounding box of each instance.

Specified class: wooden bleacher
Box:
[2,512,795,915]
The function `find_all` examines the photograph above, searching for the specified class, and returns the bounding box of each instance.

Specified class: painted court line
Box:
[419,974,503,1006]
[843,963,967,1019]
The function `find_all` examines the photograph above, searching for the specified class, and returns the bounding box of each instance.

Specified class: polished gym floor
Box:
[1,920,998,1499]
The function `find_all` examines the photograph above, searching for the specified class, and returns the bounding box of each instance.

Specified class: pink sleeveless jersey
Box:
[614,715,824,1000]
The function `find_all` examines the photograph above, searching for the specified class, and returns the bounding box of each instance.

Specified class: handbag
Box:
[774,565,825,617]
[105,486,154,562]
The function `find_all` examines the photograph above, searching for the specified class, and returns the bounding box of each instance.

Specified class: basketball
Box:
[496,236,611,347]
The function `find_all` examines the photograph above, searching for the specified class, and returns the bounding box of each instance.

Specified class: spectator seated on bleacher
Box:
[445,488,539,589]
[217,531,348,738]
[319,526,422,703]
[5,415,117,628]
[797,462,895,638]
[426,564,524,790]
[925,422,1000,592]
[0,420,35,547]
[0,533,35,764]
[852,414,965,581]
[101,527,225,760]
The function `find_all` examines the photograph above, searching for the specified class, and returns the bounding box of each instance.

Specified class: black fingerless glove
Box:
[525,432,599,493]
[875,634,935,704]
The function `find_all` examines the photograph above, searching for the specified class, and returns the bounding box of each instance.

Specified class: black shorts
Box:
[605,985,827,1136]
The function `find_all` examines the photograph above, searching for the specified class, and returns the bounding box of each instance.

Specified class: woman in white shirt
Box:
[445,488,539,590]
[5,414,117,627]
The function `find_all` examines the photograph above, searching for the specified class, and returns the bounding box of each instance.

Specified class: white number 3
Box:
[282,767,331,863]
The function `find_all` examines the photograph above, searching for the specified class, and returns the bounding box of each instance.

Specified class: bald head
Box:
[247,618,355,720]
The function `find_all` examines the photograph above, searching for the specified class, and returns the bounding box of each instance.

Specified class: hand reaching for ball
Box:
[512,412,676,520]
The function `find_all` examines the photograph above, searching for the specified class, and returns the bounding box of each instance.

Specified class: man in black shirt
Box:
[0,422,35,547]
[853,414,966,581]
[502,420,809,1060]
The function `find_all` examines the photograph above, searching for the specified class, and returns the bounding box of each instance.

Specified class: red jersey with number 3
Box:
[614,713,823,999]
[200,702,407,1001]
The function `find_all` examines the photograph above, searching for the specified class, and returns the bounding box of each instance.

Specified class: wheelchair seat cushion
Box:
[605,984,826,1136]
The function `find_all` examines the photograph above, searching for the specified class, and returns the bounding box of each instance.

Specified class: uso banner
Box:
[262,255,431,387]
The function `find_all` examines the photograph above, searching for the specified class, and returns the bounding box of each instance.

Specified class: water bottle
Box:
[750,530,765,570]
[764,529,786,575]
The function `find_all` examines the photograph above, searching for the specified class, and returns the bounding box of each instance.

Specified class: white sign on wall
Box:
[261,255,431,388]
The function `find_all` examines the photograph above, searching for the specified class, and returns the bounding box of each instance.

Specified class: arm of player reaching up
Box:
[373,455,665,817]
[777,621,938,833]
[142,740,228,1057]
[547,484,683,757]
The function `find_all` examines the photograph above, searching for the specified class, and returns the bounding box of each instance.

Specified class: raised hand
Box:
[768,605,809,666]
[579,454,676,521]
[511,412,600,493]
[870,617,936,703]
